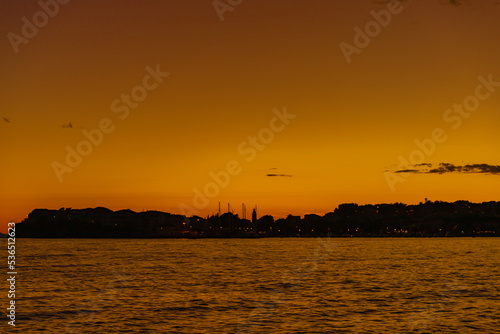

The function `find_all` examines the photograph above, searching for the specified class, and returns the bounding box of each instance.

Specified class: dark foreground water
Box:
[3,238,499,333]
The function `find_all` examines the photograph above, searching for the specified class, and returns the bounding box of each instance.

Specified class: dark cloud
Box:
[395,169,418,173]
[267,174,293,177]
[2,117,10,123]
[394,163,500,175]
[62,122,73,129]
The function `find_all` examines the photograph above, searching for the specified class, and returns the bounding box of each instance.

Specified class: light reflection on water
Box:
[6,238,499,333]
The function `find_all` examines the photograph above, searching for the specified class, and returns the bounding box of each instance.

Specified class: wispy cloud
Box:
[2,117,10,123]
[395,169,418,174]
[266,167,292,177]
[394,163,500,175]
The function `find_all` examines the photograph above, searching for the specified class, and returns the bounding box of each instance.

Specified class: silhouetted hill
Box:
[15,201,499,238]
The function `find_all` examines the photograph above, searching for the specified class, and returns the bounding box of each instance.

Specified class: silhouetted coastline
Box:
[13,200,499,238]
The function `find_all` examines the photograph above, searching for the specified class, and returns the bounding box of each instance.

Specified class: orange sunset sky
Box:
[1,0,500,233]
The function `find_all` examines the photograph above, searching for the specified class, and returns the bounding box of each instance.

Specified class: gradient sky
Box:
[1,0,500,232]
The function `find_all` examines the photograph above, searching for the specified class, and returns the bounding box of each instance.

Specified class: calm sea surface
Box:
[5,238,499,333]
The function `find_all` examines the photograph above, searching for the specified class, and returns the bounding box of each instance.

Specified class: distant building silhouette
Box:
[252,208,257,223]
[14,201,500,238]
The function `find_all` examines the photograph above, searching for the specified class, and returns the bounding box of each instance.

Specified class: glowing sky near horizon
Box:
[1,0,500,232]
